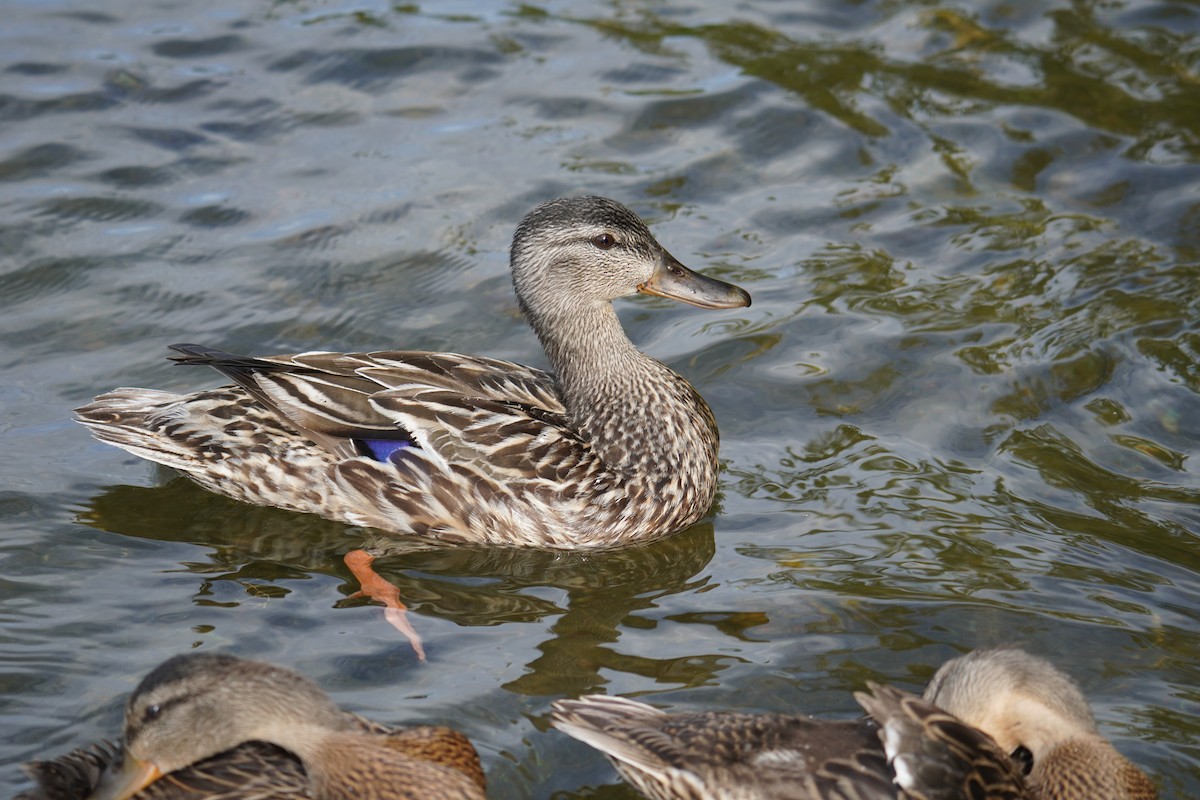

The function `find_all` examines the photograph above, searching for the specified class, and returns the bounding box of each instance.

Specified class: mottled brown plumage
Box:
[76,196,751,549]
[911,649,1158,800]
[17,652,484,800]
[18,741,118,800]
[550,648,1156,800]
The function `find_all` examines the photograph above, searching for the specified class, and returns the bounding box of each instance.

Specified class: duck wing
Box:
[167,344,567,463]
[17,740,311,800]
[17,741,117,800]
[550,695,896,800]
[855,683,1029,800]
[17,714,478,800]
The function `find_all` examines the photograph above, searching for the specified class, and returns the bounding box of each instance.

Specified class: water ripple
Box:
[1,1,1197,796]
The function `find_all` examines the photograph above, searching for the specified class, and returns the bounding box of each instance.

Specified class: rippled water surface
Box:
[2,0,1198,796]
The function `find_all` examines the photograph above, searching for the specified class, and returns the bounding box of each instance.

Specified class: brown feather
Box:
[17,654,485,800]
[551,649,1157,800]
[76,197,750,548]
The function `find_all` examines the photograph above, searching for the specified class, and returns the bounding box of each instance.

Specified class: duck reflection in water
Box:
[80,478,734,698]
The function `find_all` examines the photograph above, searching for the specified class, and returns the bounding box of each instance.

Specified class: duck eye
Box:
[144,703,162,722]
[1011,745,1034,775]
[591,233,616,250]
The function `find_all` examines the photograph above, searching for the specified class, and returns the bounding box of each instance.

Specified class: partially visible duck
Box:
[550,648,1157,800]
[18,652,485,800]
[76,196,751,549]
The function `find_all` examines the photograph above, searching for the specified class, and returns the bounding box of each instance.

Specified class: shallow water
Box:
[2,0,1198,796]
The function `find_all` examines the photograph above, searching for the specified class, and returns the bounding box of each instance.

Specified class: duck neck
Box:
[260,722,356,800]
[1032,736,1155,800]
[529,300,717,481]
[534,302,645,406]
[529,301,647,417]
[288,727,484,800]
[254,717,340,762]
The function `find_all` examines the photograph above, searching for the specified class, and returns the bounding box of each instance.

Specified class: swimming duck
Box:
[18,652,485,800]
[550,648,1157,800]
[76,196,751,549]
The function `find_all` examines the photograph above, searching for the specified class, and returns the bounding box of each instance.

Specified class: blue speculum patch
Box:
[360,439,412,462]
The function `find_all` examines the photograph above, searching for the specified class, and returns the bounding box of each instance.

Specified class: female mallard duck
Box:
[550,648,1157,800]
[18,652,485,800]
[76,196,751,549]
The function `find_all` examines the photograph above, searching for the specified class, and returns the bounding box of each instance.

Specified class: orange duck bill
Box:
[637,251,751,309]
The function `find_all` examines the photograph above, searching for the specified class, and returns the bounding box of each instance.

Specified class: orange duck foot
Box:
[345,549,427,662]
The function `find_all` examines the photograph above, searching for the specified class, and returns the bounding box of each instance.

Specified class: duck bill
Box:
[637,251,751,309]
[87,752,164,800]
